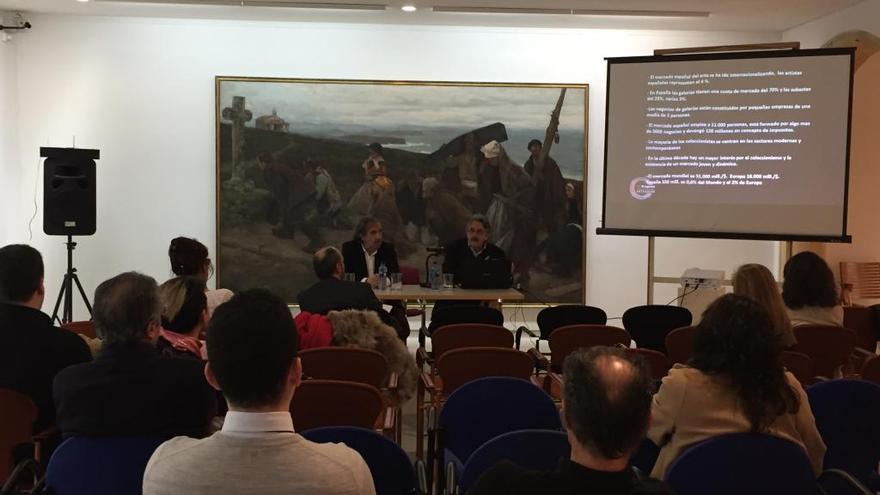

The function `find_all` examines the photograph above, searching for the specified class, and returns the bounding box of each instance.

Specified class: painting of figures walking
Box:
[216,77,588,305]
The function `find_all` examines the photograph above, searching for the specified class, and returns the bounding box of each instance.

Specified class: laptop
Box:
[457,259,513,290]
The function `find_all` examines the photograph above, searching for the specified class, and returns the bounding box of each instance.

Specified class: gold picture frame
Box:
[215,76,589,305]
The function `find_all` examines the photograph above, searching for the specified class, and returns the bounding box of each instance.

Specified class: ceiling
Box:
[0,0,866,32]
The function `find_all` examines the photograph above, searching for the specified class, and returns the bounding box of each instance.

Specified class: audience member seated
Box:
[782,251,844,327]
[648,294,826,479]
[431,214,510,322]
[0,244,91,433]
[342,216,409,341]
[733,263,796,348]
[143,289,375,495]
[470,346,672,495]
[168,237,233,316]
[53,272,216,438]
[157,276,208,360]
[298,247,405,337]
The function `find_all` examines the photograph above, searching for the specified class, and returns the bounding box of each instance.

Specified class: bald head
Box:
[313,247,344,280]
[562,347,653,460]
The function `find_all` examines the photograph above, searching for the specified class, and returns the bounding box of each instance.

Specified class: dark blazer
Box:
[53,341,216,439]
[297,278,383,315]
[0,303,91,432]
[341,240,400,281]
[442,238,508,280]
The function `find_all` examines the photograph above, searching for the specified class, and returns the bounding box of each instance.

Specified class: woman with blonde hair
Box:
[733,263,796,348]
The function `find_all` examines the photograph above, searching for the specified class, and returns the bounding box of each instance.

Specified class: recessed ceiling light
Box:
[76,0,89,3]
[401,4,416,12]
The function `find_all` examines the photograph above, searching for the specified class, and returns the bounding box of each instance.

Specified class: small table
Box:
[374,284,524,345]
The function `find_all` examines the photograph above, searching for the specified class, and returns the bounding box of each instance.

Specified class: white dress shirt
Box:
[362,245,377,281]
[221,411,294,438]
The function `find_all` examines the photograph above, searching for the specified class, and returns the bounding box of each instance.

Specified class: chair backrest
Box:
[292,380,384,432]
[400,265,420,285]
[862,355,880,385]
[429,306,503,335]
[625,348,672,381]
[622,305,693,353]
[438,377,561,469]
[430,324,512,360]
[807,379,880,484]
[792,325,856,377]
[45,436,166,495]
[665,325,698,365]
[61,320,97,339]
[842,306,878,350]
[302,426,415,495]
[536,305,607,340]
[547,325,630,370]
[0,389,37,483]
[781,351,814,386]
[435,347,534,394]
[665,433,816,495]
[459,430,570,493]
[299,347,388,389]
[840,262,880,300]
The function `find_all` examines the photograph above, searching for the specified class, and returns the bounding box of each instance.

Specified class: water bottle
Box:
[378,262,388,290]
[429,260,440,290]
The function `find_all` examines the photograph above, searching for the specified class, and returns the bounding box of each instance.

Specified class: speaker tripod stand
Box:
[51,235,92,325]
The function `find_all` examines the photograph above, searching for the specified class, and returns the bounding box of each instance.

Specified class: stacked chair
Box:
[296,347,399,441]
[428,376,563,495]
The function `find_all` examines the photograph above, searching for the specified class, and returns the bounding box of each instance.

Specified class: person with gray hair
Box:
[53,272,216,438]
[470,346,673,494]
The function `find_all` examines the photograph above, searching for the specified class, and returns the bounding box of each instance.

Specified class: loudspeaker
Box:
[41,147,98,236]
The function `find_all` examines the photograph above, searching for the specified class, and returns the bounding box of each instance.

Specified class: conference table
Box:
[373,284,524,344]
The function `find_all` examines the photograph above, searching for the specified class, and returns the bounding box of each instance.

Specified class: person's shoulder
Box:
[341,239,359,254]
[49,324,92,356]
[469,460,548,495]
[380,241,397,255]
[486,242,506,257]
[145,436,210,473]
[632,477,676,495]
[297,437,371,473]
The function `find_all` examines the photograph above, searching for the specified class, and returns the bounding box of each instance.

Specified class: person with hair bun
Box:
[157,276,208,360]
[647,294,825,479]
[168,237,233,316]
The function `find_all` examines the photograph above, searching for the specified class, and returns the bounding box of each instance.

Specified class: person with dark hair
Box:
[523,138,567,233]
[143,289,375,495]
[782,251,844,327]
[341,218,408,341]
[648,293,825,479]
[168,237,233,316]
[470,347,672,495]
[157,276,209,360]
[53,272,216,438]
[0,244,91,433]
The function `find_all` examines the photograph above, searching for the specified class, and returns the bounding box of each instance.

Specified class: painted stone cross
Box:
[222,96,253,177]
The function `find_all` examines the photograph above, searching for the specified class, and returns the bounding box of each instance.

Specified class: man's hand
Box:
[367,274,380,288]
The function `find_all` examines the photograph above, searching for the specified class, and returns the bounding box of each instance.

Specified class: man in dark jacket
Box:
[53,272,216,439]
[0,244,91,433]
[341,217,409,341]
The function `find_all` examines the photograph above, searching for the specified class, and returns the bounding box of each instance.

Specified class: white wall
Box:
[4,14,782,320]
[0,13,20,245]
[784,1,880,281]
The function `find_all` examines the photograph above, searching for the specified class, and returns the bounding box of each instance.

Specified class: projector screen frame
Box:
[598,47,855,243]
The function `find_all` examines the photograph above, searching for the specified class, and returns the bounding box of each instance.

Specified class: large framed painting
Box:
[216,77,588,305]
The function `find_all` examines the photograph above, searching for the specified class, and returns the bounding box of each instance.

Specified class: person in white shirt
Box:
[143,289,375,495]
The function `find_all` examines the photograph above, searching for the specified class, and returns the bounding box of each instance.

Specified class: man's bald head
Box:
[312,246,344,280]
[562,346,653,460]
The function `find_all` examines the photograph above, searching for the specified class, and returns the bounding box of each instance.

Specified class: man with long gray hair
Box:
[53,272,216,438]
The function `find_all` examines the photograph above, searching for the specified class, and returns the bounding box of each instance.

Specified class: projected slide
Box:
[602,48,853,240]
